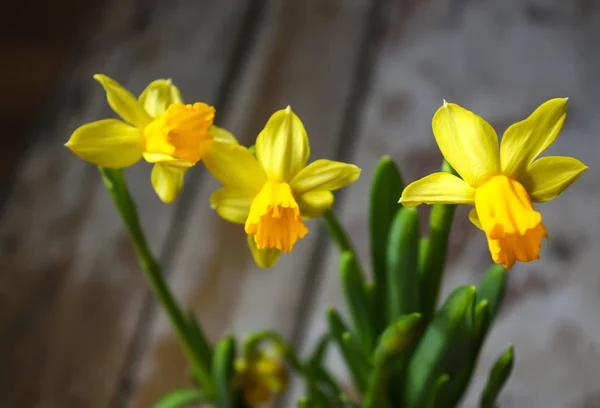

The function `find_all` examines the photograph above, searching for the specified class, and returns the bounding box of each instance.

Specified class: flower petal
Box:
[297,190,334,219]
[468,208,483,230]
[138,78,182,117]
[151,163,186,203]
[500,98,568,177]
[399,172,475,208]
[94,74,152,128]
[432,101,500,187]
[210,125,238,144]
[65,119,144,168]
[290,159,360,194]
[256,107,310,181]
[142,152,193,167]
[247,234,281,268]
[202,140,267,193]
[210,186,253,224]
[522,156,588,202]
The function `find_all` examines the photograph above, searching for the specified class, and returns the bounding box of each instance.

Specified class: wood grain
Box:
[127,0,375,406]
[295,0,600,407]
[0,0,251,406]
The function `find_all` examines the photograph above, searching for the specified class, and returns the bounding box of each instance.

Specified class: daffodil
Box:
[400,98,587,269]
[65,74,236,203]
[202,107,361,268]
[234,350,288,405]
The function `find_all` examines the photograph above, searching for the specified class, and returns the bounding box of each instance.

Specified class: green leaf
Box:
[424,374,450,408]
[340,394,360,408]
[364,314,423,408]
[419,161,457,321]
[441,300,491,406]
[153,389,206,408]
[476,265,507,323]
[474,300,491,349]
[322,209,355,253]
[480,345,514,408]
[326,308,369,393]
[370,156,404,328]
[403,286,476,408]
[212,335,236,408]
[339,251,376,355]
[297,396,310,407]
[386,208,421,323]
[185,311,213,373]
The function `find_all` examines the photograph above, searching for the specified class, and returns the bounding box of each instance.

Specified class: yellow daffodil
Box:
[234,351,288,406]
[400,98,587,269]
[202,106,361,268]
[65,74,236,203]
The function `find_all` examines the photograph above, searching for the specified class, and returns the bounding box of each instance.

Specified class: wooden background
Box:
[2,0,600,407]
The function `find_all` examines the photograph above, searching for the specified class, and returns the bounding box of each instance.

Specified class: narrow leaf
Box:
[153,389,206,408]
[370,156,404,328]
[340,251,376,355]
[419,161,457,321]
[326,308,369,393]
[403,286,476,408]
[386,208,420,323]
[476,265,507,322]
[212,335,236,408]
[424,374,450,408]
[364,314,423,408]
[480,345,514,408]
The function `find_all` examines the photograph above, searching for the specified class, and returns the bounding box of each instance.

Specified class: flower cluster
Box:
[65,75,588,407]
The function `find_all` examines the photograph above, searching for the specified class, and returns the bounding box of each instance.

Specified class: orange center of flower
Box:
[143,102,215,164]
[245,181,308,252]
[474,175,549,269]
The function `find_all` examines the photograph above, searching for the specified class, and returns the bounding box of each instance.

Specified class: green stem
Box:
[99,167,214,395]
[322,209,354,254]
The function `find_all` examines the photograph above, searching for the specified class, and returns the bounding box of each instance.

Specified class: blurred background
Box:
[1,0,600,407]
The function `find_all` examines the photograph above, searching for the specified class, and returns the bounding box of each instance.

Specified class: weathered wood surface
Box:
[128,0,375,406]
[296,0,600,407]
[0,0,253,406]
[2,0,600,407]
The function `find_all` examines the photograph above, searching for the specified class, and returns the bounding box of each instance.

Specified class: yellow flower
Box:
[234,351,288,406]
[202,106,361,268]
[65,74,236,203]
[400,98,587,269]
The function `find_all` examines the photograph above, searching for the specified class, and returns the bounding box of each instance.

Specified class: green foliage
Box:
[105,155,514,408]
[321,156,512,408]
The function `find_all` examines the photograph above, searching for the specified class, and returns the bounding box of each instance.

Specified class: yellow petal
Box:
[65,119,144,168]
[143,152,193,167]
[468,208,483,230]
[247,234,281,268]
[432,101,500,187]
[94,74,152,128]
[290,159,361,194]
[210,125,238,144]
[500,98,568,177]
[210,187,253,224]
[202,141,267,194]
[151,163,186,203]
[522,156,588,202]
[138,78,183,117]
[256,106,310,181]
[297,190,334,218]
[399,172,475,208]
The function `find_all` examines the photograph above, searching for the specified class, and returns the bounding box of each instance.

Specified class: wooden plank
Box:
[296,0,600,406]
[0,1,251,407]
[127,0,375,406]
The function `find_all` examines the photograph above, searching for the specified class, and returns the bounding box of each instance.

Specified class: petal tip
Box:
[442,98,449,107]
